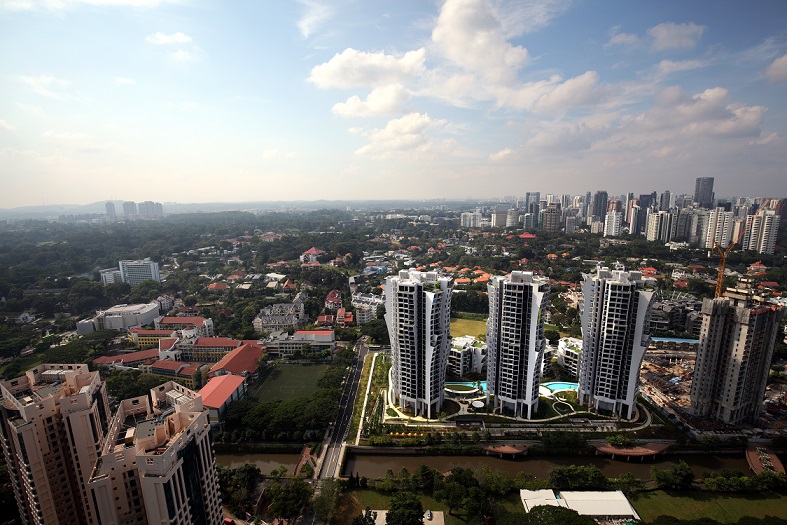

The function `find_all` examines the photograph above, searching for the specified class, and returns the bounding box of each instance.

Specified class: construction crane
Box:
[713,198,771,298]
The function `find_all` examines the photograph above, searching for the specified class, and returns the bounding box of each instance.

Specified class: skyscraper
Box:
[645,210,677,243]
[604,210,622,237]
[106,201,117,222]
[689,279,784,425]
[704,207,734,248]
[541,203,562,232]
[486,272,550,419]
[694,177,715,208]
[579,267,654,419]
[89,382,222,525]
[123,200,138,218]
[592,191,608,223]
[385,270,453,419]
[0,364,110,525]
[742,208,780,255]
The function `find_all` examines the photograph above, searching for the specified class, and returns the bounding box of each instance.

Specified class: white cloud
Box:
[114,76,136,85]
[0,119,14,130]
[296,0,332,39]
[657,59,707,75]
[489,147,514,161]
[145,31,192,45]
[492,0,571,37]
[42,129,91,141]
[309,48,426,89]
[18,75,70,100]
[605,26,639,48]
[648,22,705,51]
[764,53,787,83]
[354,113,447,158]
[332,84,410,117]
[171,49,193,61]
[432,0,528,84]
[493,70,606,112]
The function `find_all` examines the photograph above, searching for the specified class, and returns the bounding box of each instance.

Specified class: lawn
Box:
[631,490,787,523]
[247,363,330,402]
[450,317,487,338]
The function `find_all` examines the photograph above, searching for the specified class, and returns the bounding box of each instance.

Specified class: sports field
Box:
[248,363,330,402]
[450,317,487,338]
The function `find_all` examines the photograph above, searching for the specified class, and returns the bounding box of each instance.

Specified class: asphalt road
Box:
[319,337,370,478]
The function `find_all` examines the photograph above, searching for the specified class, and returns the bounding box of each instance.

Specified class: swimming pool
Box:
[445,381,487,392]
[541,381,579,392]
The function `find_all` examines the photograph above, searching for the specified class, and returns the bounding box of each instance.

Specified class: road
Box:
[319,336,369,479]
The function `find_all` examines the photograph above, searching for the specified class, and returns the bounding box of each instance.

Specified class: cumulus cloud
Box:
[332,84,410,117]
[657,59,707,75]
[489,147,514,161]
[765,53,787,83]
[145,31,192,45]
[296,0,332,39]
[493,71,606,113]
[354,113,446,158]
[171,49,194,61]
[605,25,639,48]
[432,0,528,84]
[309,48,425,89]
[114,76,136,85]
[18,75,70,100]
[493,0,571,37]
[648,22,705,51]
[0,119,14,130]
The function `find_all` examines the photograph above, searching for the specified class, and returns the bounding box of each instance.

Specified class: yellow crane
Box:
[713,198,771,298]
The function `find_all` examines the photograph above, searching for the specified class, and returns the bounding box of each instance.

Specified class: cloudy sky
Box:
[1,0,786,208]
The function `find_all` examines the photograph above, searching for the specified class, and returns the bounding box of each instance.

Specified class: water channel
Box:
[214,450,771,481]
[341,452,755,480]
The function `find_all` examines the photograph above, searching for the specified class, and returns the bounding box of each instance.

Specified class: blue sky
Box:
[1,0,785,208]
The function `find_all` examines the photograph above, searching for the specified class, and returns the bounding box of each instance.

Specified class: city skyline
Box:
[1,1,786,208]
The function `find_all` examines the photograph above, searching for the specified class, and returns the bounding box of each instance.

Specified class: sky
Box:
[1,0,786,208]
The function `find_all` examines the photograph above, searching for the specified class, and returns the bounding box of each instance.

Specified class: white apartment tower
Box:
[579,267,654,419]
[88,382,222,525]
[689,280,784,425]
[704,207,734,249]
[119,258,161,286]
[460,211,482,228]
[742,209,780,255]
[385,270,453,419]
[486,271,550,419]
[603,211,622,237]
[0,364,110,525]
[645,210,676,242]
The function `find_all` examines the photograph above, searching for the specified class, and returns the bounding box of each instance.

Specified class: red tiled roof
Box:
[150,360,184,371]
[93,348,160,365]
[160,316,206,326]
[130,329,177,336]
[303,247,325,255]
[761,281,779,288]
[159,338,178,351]
[519,232,536,239]
[192,337,241,348]
[208,282,228,290]
[209,343,265,376]
[200,375,246,409]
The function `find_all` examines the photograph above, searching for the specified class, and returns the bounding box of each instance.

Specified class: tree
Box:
[544,329,560,346]
[651,460,694,490]
[434,481,466,516]
[386,491,424,525]
[352,507,378,525]
[268,478,313,520]
[525,505,596,525]
[313,478,340,524]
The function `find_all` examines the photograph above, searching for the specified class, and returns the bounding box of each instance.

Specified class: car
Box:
[425,510,432,521]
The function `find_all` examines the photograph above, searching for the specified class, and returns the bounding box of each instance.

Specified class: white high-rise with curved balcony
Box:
[385,270,453,419]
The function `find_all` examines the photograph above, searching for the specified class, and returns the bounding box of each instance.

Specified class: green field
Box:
[247,363,330,402]
[450,317,487,338]
[631,490,787,523]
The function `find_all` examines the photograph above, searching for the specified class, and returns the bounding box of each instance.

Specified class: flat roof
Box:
[520,490,639,519]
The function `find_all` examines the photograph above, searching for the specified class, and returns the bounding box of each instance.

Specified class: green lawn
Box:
[631,490,787,523]
[450,317,487,338]
[247,363,330,402]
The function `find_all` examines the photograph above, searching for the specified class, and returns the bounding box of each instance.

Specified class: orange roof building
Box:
[199,375,247,425]
[209,343,265,378]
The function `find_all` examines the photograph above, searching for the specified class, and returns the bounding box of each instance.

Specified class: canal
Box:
[215,453,301,474]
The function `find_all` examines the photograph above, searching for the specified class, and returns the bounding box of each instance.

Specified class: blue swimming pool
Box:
[542,381,579,392]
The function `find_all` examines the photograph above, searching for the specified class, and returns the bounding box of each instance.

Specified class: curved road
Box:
[319,337,369,478]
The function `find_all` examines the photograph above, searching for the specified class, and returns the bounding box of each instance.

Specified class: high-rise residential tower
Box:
[604,210,622,237]
[88,382,222,525]
[579,267,654,419]
[384,270,453,419]
[486,272,550,419]
[106,201,117,222]
[742,208,780,255]
[694,177,715,208]
[0,364,110,525]
[689,280,784,425]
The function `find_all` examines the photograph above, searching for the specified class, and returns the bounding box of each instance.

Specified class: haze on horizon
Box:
[1,0,786,209]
